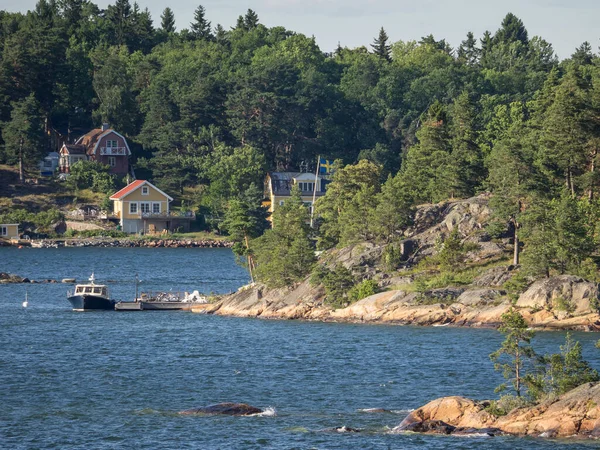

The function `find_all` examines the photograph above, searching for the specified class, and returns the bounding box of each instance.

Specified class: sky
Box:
[6,0,600,60]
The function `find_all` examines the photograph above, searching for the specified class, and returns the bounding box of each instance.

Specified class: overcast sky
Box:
[6,0,599,60]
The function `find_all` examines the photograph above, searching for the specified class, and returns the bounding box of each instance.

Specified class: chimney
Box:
[101,123,110,131]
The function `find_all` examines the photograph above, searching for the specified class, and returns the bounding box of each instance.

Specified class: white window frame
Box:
[108,156,116,167]
[140,202,151,214]
[0,226,7,236]
[141,186,149,195]
[279,200,284,206]
[129,202,138,214]
[106,140,118,148]
[152,203,161,214]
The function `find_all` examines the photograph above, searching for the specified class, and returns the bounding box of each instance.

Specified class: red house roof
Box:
[109,180,174,201]
[110,180,146,200]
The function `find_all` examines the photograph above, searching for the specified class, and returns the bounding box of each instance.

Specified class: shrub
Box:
[348,279,379,302]
[311,264,356,309]
[485,395,530,417]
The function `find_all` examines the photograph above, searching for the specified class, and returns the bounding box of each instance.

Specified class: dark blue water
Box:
[1,247,599,449]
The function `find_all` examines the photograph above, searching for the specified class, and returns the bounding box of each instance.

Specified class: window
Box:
[108,156,116,167]
[140,203,150,214]
[303,202,313,214]
[106,140,118,148]
[279,200,285,206]
[0,226,7,236]
[152,203,161,214]
[298,182,314,192]
[142,186,149,195]
[130,202,138,214]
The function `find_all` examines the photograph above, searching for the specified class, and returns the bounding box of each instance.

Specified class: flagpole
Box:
[310,156,320,228]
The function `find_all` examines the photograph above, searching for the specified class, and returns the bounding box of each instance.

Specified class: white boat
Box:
[22,291,28,308]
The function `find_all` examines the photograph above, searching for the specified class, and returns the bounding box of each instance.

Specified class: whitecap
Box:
[251,406,276,417]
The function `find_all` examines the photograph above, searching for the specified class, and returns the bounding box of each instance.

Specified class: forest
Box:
[2,1,600,284]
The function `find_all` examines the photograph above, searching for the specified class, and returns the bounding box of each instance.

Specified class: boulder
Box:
[179,402,263,416]
[516,275,599,315]
[395,383,600,438]
[455,289,505,307]
[472,266,515,288]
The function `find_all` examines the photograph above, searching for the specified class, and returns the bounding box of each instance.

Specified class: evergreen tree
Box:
[370,174,414,243]
[243,9,259,30]
[401,101,452,203]
[490,309,536,398]
[1,94,45,182]
[493,12,528,46]
[571,42,593,66]
[160,7,175,34]
[457,31,479,66]
[106,0,132,46]
[371,27,391,62]
[190,5,212,40]
[251,186,316,287]
[214,23,228,45]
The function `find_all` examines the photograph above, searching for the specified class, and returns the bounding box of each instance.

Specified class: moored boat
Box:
[115,290,207,311]
[67,274,115,311]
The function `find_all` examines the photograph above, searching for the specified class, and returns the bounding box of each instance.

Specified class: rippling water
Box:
[1,247,599,449]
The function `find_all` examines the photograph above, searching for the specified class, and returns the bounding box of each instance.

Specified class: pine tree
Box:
[401,101,452,203]
[371,27,391,62]
[251,186,315,287]
[493,13,529,46]
[1,94,45,182]
[106,0,132,46]
[190,5,212,41]
[490,309,536,398]
[457,31,479,66]
[370,174,414,243]
[447,91,483,198]
[243,9,259,30]
[571,42,593,66]
[160,7,175,34]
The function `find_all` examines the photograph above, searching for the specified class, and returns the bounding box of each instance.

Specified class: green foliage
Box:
[348,279,379,303]
[525,333,599,402]
[382,242,404,271]
[66,160,116,194]
[484,395,530,417]
[0,208,64,233]
[251,186,315,288]
[310,263,356,309]
[490,308,536,397]
[521,193,594,277]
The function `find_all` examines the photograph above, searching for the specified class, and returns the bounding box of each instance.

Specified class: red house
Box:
[59,124,131,175]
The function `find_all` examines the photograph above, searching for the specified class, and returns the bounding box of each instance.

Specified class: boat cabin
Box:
[75,284,108,298]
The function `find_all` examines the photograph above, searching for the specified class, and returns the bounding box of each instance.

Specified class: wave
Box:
[251,406,276,417]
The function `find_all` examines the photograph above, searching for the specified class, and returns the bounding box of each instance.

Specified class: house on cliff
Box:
[110,180,195,234]
[264,172,330,219]
[59,124,131,176]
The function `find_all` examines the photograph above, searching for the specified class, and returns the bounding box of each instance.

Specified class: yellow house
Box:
[110,180,195,234]
[264,172,329,220]
[0,224,19,240]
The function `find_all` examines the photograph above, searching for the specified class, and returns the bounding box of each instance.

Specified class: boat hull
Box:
[68,295,115,311]
[140,301,192,311]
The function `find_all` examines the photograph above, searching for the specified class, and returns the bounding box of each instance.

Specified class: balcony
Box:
[141,211,196,220]
[99,147,127,155]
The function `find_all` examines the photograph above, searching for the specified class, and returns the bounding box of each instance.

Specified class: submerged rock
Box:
[179,402,263,416]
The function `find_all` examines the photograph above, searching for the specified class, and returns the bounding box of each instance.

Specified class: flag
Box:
[319,158,335,175]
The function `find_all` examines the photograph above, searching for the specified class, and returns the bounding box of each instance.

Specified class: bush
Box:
[311,264,356,309]
[348,279,379,302]
[485,395,530,417]
[382,243,403,271]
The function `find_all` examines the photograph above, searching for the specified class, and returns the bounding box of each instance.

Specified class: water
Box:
[1,247,599,449]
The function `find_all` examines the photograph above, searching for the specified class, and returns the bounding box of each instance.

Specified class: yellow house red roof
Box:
[110,180,173,201]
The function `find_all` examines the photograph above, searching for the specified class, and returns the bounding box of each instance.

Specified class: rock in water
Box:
[179,402,263,416]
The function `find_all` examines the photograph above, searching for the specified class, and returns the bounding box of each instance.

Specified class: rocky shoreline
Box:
[392,383,600,439]
[192,274,600,331]
[14,238,232,249]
